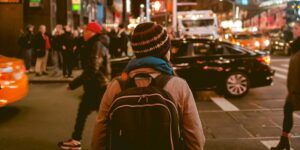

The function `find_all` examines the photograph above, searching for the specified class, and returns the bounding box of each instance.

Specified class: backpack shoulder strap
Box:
[116,77,135,91]
[154,74,173,89]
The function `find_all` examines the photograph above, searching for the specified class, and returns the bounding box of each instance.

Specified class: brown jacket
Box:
[287,50,300,109]
[92,68,206,150]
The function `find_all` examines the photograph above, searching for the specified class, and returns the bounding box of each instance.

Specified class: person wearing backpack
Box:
[58,22,111,150]
[92,22,205,150]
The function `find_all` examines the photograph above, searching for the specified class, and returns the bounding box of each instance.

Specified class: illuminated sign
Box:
[29,0,42,7]
[72,0,80,11]
[236,0,248,5]
[0,0,21,3]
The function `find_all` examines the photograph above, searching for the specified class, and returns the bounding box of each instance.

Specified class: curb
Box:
[29,80,72,84]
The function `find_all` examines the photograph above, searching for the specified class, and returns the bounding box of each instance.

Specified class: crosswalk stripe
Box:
[261,140,294,150]
[281,64,289,68]
[210,97,239,111]
[272,59,290,62]
[275,73,287,80]
[294,113,300,119]
[272,66,288,73]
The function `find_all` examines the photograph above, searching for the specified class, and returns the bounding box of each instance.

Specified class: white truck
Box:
[177,10,219,39]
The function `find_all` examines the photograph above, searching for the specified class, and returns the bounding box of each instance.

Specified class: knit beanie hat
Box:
[86,22,102,34]
[131,22,171,58]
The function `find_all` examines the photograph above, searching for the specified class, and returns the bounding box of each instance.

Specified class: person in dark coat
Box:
[58,22,111,150]
[61,25,74,78]
[34,25,51,76]
[108,28,118,58]
[51,24,64,76]
[72,30,84,69]
[272,21,300,150]
[18,24,34,71]
[116,24,128,57]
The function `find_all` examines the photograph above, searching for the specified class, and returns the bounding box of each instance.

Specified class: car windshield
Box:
[182,19,214,27]
[234,34,251,39]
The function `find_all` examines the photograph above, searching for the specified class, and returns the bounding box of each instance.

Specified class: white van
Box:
[177,10,219,39]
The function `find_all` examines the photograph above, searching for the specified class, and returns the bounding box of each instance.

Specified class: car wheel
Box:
[224,72,249,97]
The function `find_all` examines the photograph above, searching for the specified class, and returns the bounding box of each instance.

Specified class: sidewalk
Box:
[28,69,82,83]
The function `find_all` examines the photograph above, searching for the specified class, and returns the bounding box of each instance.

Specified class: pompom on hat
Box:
[131,22,171,58]
[86,22,102,34]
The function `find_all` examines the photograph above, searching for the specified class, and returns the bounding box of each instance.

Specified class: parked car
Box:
[0,55,28,107]
[111,38,275,97]
[171,38,274,97]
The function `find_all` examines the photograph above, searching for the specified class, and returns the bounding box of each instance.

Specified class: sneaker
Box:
[58,139,81,150]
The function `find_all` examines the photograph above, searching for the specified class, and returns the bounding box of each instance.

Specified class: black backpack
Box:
[106,74,183,150]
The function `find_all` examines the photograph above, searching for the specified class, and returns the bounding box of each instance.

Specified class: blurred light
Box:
[153,1,161,12]
[140,4,145,8]
[126,0,131,13]
[255,41,260,47]
[0,99,8,105]
[264,40,270,46]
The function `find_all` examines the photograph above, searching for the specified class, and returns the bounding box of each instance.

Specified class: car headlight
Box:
[255,41,260,47]
[264,40,270,46]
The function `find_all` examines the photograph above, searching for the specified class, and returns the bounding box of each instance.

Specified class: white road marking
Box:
[272,66,288,73]
[281,64,289,68]
[261,140,294,150]
[210,97,239,111]
[294,113,300,119]
[274,73,287,80]
[272,59,290,62]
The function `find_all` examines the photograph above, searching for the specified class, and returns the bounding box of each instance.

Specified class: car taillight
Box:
[257,55,271,65]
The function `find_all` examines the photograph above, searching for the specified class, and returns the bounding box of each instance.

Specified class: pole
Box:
[232,2,236,20]
[146,0,150,21]
[173,0,177,33]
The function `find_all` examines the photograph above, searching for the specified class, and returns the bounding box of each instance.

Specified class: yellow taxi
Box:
[231,33,270,51]
[231,33,253,49]
[0,55,28,107]
[251,33,270,51]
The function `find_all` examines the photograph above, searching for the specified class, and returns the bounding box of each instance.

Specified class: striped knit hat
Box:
[131,22,171,58]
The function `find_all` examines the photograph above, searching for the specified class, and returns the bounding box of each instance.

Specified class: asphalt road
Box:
[0,55,299,150]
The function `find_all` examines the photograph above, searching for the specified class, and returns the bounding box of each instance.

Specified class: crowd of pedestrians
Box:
[17,22,130,78]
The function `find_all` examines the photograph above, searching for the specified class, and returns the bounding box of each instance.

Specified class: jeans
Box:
[62,51,74,76]
[21,49,32,70]
[282,100,294,133]
[71,87,106,141]
[52,50,63,73]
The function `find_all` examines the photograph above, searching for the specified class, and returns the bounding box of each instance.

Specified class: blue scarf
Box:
[124,57,174,75]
